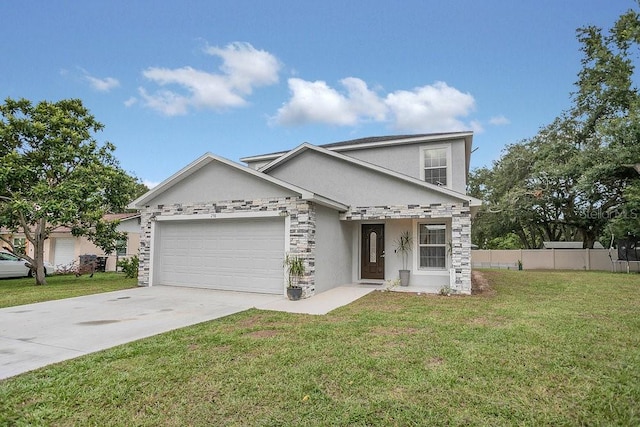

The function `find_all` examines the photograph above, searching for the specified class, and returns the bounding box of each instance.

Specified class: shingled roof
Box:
[240,132,472,163]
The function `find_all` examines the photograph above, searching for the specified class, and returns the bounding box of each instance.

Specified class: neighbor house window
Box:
[423,148,447,186]
[116,238,127,256]
[13,237,26,255]
[418,224,447,269]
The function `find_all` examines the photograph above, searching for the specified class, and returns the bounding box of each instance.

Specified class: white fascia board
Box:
[241,132,474,164]
[325,132,473,153]
[305,194,349,212]
[128,152,216,208]
[154,211,284,221]
[262,143,478,205]
[128,152,316,208]
[240,151,288,164]
[258,143,314,173]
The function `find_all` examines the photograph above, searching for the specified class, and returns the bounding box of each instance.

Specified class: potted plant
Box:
[284,254,305,300]
[394,230,413,286]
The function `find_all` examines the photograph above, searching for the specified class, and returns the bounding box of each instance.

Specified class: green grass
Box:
[1,270,639,426]
[0,273,138,308]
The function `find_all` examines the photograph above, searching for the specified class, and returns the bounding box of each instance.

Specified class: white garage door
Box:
[155,218,285,294]
[53,238,76,267]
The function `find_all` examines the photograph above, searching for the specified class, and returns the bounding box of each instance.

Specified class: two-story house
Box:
[130,132,481,298]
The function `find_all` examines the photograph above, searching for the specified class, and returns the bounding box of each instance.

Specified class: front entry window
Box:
[419,224,446,269]
[369,231,377,263]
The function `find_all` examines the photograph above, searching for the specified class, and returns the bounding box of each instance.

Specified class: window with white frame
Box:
[13,237,26,255]
[423,147,447,186]
[418,224,447,269]
[116,238,127,256]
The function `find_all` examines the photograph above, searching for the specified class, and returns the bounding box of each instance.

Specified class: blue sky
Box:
[1,1,634,188]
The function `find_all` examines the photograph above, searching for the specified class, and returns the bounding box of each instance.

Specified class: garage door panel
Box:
[155,218,285,294]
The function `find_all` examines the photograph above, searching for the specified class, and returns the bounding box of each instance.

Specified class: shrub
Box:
[117,255,139,279]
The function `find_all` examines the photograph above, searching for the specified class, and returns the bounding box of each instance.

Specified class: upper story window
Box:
[423,148,448,186]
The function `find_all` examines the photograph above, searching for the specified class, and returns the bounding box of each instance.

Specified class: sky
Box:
[1,1,636,188]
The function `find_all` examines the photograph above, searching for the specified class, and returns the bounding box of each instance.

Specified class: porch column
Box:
[451,213,472,294]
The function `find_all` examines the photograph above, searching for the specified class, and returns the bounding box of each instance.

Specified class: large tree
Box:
[472,4,640,249]
[0,98,141,285]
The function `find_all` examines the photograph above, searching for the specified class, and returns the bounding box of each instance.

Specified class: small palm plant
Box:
[394,231,413,286]
[284,254,305,288]
[395,231,413,270]
[284,254,305,300]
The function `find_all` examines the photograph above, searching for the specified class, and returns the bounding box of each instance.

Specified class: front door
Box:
[361,224,385,280]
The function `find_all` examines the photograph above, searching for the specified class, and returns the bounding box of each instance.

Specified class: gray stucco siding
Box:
[267,150,462,207]
[145,162,299,206]
[338,139,467,193]
[314,204,352,293]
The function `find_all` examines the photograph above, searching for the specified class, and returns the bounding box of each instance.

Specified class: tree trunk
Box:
[33,219,48,285]
[581,229,597,249]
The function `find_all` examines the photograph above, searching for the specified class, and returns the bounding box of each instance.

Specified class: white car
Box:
[0,251,54,278]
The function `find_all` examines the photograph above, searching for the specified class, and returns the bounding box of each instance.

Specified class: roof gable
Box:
[261,143,481,206]
[129,153,348,211]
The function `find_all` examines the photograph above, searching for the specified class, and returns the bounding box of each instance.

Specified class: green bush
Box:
[117,255,139,279]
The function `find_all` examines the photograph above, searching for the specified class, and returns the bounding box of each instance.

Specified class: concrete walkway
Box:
[0,284,378,380]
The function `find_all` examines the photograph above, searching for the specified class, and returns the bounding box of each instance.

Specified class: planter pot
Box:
[287,287,303,301]
[399,270,410,287]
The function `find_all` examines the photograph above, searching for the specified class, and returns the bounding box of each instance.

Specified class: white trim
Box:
[240,132,473,163]
[260,143,481,205]
[129,152,317,208]
[148,220,156,287]
[283,215,291,293]
[154,211,283,222]
[411,219,451,275]
[420,144,452,189]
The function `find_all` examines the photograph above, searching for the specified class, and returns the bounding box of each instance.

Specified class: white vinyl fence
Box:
[472,249,640,272]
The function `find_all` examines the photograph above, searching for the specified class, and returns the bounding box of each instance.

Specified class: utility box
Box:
[96,256,107,273]
[78,254,97,275]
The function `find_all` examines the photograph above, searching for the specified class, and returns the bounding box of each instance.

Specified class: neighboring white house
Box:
[1,213,141,272]
[129,133,481,298]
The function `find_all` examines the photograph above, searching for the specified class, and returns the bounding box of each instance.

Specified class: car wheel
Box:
[27,268,33,278]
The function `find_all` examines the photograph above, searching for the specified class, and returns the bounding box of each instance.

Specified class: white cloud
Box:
[205,42,280,93]
[142,179,160,189]
[85,74,120,92]
[274,77,386,126]
[384,82,476,132]
[489,115,510,125]
[139,42,280,116]
[274,79,476,133]
[469,120,485,134]
[138,87,190,116]
[124,97,137,107]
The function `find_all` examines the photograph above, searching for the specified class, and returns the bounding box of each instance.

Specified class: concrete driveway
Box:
[0,284,377,380]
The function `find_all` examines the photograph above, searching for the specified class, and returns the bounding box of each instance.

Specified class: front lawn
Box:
[0,273,138,308]
[1,270,638,425]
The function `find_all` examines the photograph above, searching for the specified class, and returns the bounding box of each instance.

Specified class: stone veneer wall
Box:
[341,203,472,294]
[138,196,318,298]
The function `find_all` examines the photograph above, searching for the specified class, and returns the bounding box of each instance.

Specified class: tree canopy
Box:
[471,4,640,249]
[0,98,143,284]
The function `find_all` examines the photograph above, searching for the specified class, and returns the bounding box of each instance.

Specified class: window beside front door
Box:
[418,224,447,269]
[423,147,448,186]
